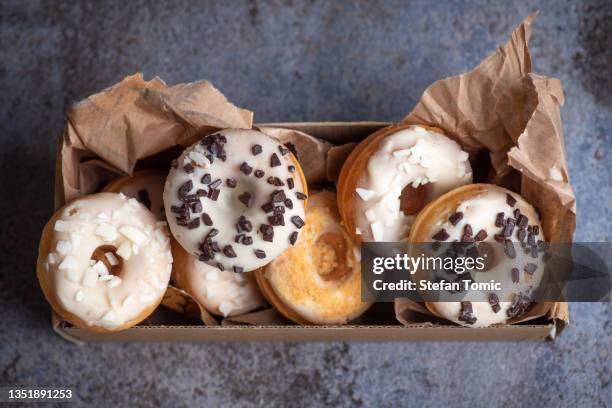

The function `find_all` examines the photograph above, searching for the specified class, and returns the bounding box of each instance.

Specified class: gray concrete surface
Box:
[1,0,610,407]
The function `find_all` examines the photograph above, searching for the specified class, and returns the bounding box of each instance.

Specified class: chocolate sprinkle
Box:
[504,240,516,259]
[233,266,244,273]
[238,192,253,208]
[242,236,253,245]
[495,212,505,227]
[209,179,222,189]
[267,176,284,186]
[201,213,213,226]
[506,193,517,207]
[226,178,237,188]
[502,220,515,237]
[474,229,488,241]
[511,267,520,283]
[288,165,296,173]
[291,216,305,229]
[289,231,298,245]
[251,144,263,155]
[254,249,266,259]
[507,294,530,318]
[517,214,529,228]
[524,263,538,275]
[271,190,286,203]
[235,234,244,243]
[208,189,220,201]
[458,301,477,325]
[488,293,501,313]
[223,245,237,258]
[517,228,526,241]
[270,153,281,167]
[261,202,274,213]
[432,229,449,241]
[254,169,265,178]
[191,201,202,213]
[236,216,253,233]
[183,163,195,173]
[279,145,290,156]
[260,224,274,242]
[273,205,285,215]
[295,192,307,200]
[240,162,253,175]
[493,234,506,243]
[284,198,293,209]
[206,228,219,240]
[287,178,295,190]
[449,212,463,226]
[269,214,285,226]
[178,180,193,198]
[201,174,212,184]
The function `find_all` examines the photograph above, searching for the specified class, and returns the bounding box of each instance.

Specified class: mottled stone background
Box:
[1,0,610,407]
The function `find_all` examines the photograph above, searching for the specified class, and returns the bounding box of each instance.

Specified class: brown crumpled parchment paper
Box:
[395,13,573,331]
[59,73,253,203]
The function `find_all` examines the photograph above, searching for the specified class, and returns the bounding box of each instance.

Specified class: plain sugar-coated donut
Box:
[37,192,173,332]
[256,190,371,325]
[164,129,308,273]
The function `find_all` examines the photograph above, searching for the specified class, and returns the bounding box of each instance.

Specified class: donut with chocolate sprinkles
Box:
[407,184,547,328]
[163,128,307,272]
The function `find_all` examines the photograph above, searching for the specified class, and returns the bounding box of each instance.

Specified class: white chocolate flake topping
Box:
[354,125,472,242]
[105,252,119,266]
[43,193,172,330]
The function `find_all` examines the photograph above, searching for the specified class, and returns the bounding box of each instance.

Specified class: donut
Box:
[408,184,546,327]
[164,129,308,273]
[172,240,265,317]
[37,192,173,331]
[255,190,370,325]
[103,170,166,219]
[337,123,473,242]
[105,169,266,318]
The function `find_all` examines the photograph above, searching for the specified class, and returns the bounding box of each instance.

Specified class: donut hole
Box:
[90,245,123,277]
[399,183,428,216]
[315,233,351,282]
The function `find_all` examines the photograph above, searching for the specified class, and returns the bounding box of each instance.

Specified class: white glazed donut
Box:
[164,129,308,273]
[409,184,546,327]
[37,192,173,332]
[337,124,473,242]
[172,241,265,317]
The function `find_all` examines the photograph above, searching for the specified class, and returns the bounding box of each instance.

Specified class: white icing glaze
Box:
[355,126,472,241]
[180,258,264,317]
[164,129,306,272]
[428,187,545,327]
[43,193,173,329]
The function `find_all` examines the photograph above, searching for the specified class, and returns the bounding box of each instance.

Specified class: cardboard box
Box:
[52,121,569,343]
